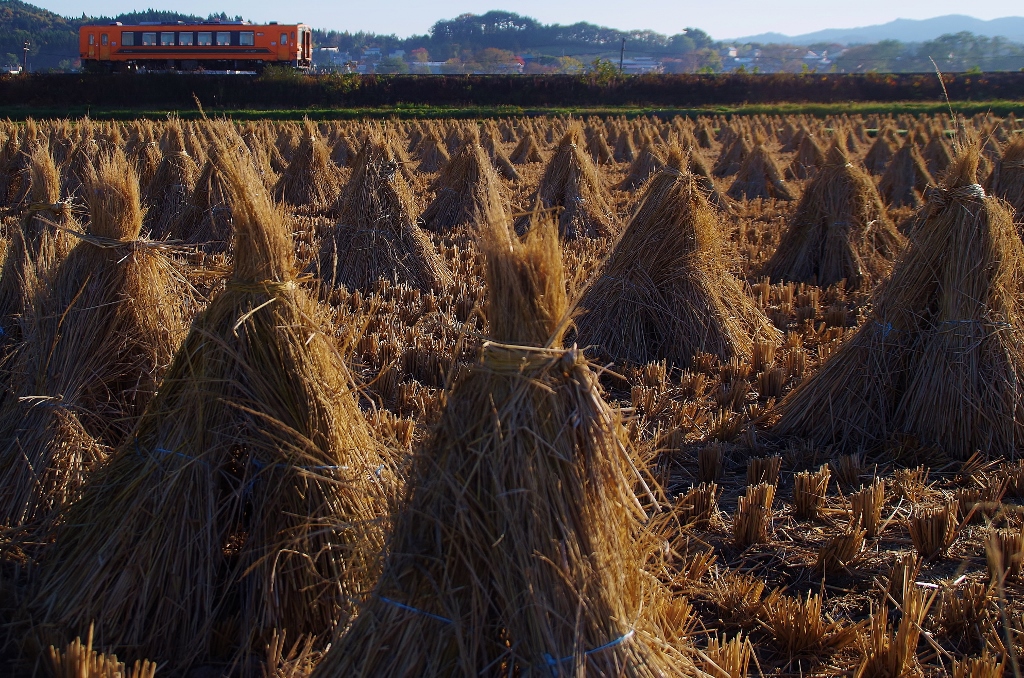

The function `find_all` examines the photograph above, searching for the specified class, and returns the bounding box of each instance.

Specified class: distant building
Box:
[388,49,406,59]
[621,57,663,74]
[362,47,381,59]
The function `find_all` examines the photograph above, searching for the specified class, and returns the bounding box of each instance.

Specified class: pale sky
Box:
[35,0,1018,41]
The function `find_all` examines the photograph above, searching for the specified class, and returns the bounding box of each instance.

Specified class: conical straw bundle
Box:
[167,132,237,251]
[878,139,934,208]
[420,139,504,234]
[142,120,200,239]
[774,142,1024,459]
[312,133,452,292]
[0,149,190,529]
[524,126,617,239]
[315,189,689,677]
[764,143,904,290]
[510,131,544,164]
[0,145,75,338]
[416,129,450,173]
[863,133,896,175]
[713,136,751,178]
[274,119,344,213]
[575,168,779,366]
[785,133,826,180]
[29,139,395,671]
[727,142,795,201]
[618,137,667,191]
[588,131,614,165]
[986,136,1024,215]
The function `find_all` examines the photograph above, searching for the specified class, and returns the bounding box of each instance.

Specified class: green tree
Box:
[376,56,409,73]
[554,56,584,74]
[587,57,619,84]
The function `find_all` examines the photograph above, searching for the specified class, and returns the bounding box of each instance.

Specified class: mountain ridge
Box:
[732,14,1024,45]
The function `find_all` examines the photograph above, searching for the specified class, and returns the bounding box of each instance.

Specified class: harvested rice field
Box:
[0,111,1022,677]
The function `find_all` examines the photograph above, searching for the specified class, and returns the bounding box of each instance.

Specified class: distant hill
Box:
[734,15,1024,45]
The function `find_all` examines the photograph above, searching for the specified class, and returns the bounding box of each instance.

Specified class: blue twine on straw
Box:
[873,321,896,338]
[133,438,348,474]
[542,629,635,672]
[379,596,453,624]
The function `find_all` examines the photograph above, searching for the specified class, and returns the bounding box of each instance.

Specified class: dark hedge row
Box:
[2,72,1023,110]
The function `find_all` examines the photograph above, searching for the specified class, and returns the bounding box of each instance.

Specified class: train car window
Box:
[101,34,109,46]
[88,34,95,46]
[179,32,194,46]
[216,32,231,46]
[198,32,212,46]
[160,32,175,46]
[121,32,135,46]
[240,31,254,46]
[280,33,288,45]
[142,32,157,46]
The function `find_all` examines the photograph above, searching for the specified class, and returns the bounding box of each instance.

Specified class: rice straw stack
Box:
[312,133,452,292]
[142,120,200,239]
[29,138,395,671]
[575,167,779,367]
[0,145,75,339]
[727,141,795,201]
[274,119,344,213]
[0,149,189,530]
[764,143,904,290]
[773,141,1024,459]
[420,135,504,234]
[521,126,617,239]
[986,136,1024,215]
[314,187,689,677]
[878,138,934,208]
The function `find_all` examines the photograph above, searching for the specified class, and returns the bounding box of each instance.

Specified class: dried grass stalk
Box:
[855,587,928,678]
[746,455,782,486]
[953,651,1005,678]
[851,480,886,538]
[699,444,724,483]
[701,633,752,678]
[48,624,157,678]
[677,482,719,527]
[793,463,830,520]
[985,527,1023,581]
[762,589,860,658]
[734,482,775,548]
[909,502,958,559]
[816,521,866,573]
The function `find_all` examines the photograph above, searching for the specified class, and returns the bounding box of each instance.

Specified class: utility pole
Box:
[22,41,29,73]
[619,38,625,74]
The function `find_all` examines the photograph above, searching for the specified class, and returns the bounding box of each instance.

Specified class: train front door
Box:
[278,31,291,63]
[99,33,111,60]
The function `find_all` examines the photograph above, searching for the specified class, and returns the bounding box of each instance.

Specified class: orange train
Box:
[79,21,312,72]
